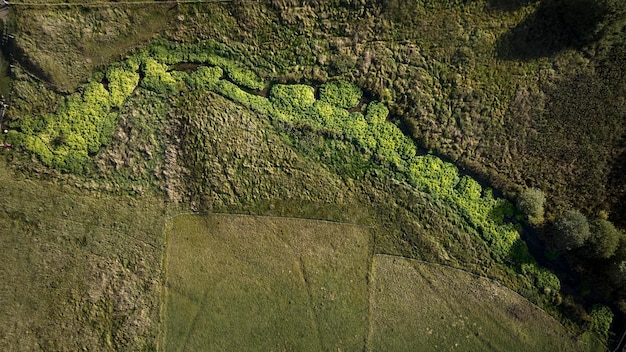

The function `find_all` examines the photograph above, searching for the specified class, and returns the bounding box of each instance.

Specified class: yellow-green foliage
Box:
[270,84,316,112]
[10,63,140,173]
[185,66,223,89]
[147,41,264,90]
[107,65,140,107]
[141,58,178,94]
[319,81,362,109]
[408,156,460,195]
[365,102,389,124]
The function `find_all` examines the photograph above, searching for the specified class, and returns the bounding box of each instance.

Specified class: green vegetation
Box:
[163,214,372,351]
[369,255,600,351]
[589,305,614,340]
[553,209,591,251]
[319,80,363,109]
[587,218,622,259]
[3,0,624,349]
[0,158,165,351]
[163,214,595,351]
[517,188,546,225]
[6,59,140,173]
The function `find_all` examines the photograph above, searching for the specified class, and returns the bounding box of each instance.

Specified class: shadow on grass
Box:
[497,0,607,60]
[486,0,537,12]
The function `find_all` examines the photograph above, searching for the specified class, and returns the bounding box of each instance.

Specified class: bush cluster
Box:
[516,188,546,225]
[319,80,362,109]
[8,61,140,173]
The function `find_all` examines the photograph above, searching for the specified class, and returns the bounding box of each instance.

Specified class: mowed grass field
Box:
[162,214,598,352]
[162,214,373,352]
[369,255,602,352]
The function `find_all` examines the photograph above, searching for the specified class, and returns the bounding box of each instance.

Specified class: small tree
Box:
[586,219,621,259]
[553,209,590,251]
[516,188,546,225]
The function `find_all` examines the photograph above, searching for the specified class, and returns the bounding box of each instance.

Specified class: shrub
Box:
[319,81,362,109]
[186,66,223,89]
[586,218,621,259]
[365,101,389,124]
[516,188,546,225]
[589,304,613,339]
[269,84,316,113]
[107,65,140,107]
[140,58,178,94]
[553,209,590,251]
[522,263,561,295]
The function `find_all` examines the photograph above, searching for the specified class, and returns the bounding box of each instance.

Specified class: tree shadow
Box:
[486,0,536,12]
[608,136,626,228]
[497,0,608,60]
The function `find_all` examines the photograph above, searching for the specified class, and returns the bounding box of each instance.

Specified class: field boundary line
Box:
[165,211,375,229]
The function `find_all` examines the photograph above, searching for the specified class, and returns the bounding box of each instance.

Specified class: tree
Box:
[516,188,546,225]
[586,218,621,259]
[553,209,590,251]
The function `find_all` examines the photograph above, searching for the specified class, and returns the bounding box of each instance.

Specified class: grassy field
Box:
[0,157,167,351]
[162,213,373,351]
[369,255,601,352]
[162,214,596,351]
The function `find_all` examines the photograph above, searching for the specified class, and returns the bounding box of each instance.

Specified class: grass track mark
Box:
[274,228,324,352]
[178,290,208,352]
[163,213,372,351]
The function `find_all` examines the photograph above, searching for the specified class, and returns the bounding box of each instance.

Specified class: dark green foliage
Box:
[586,218,621,259]
[498,0,613,59]
[516,188,546,225]
[319,81,362,109]
[607,260,626,288]
[553,209,590,251]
